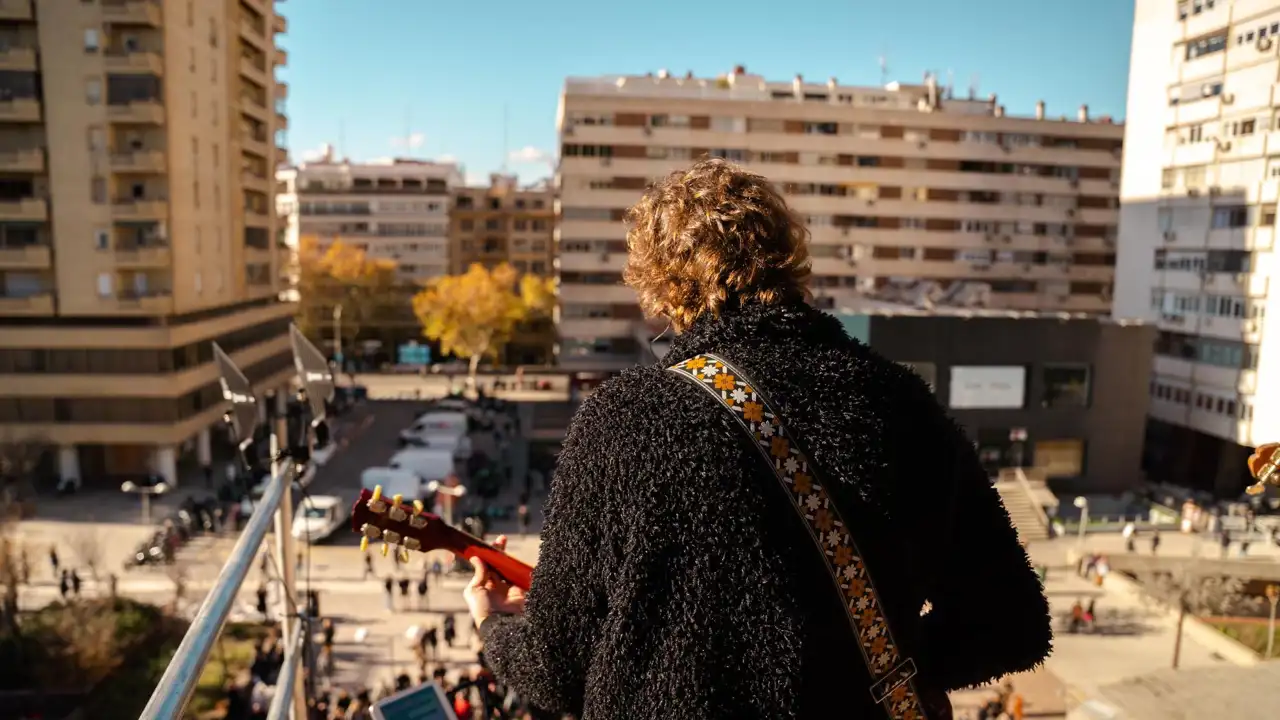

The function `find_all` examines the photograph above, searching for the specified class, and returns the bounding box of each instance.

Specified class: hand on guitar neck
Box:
[1246,443,1280,496]
[350,486,534,591]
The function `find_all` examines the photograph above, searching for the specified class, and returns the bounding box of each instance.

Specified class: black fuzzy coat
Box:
[480,301,1052,719]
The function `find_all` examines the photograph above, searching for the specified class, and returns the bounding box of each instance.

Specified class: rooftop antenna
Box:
[946,69,955,99]
[968,73,980,101]
[337,119,346,163]
[877,52,889,86]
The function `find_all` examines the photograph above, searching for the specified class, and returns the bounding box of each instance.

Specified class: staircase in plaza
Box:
[995,468,1054,543]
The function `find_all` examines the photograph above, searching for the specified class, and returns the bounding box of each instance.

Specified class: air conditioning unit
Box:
[1066,208,1077,217]
[1222,93,1235,105]
[600,157,612,167]
[1069,178,1080,189]
[564,127,575,136]
[1235,272,1249,283]
[1208,185,1222,196]
[1216,140,1231,152]
[1163,230,1177,242]
[984,233,995,243]
[917,141,928,150]
[1188,188,1201,196]
[1002,235,1013,244]
[643,127,653,136]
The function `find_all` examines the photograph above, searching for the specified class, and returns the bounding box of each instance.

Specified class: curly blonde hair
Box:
[622,158,812,331]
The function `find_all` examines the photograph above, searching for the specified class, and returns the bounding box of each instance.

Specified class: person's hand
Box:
[462,535,526,628]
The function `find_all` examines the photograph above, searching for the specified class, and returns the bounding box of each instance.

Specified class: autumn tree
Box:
[412,263,556,380]
[294,237,403,353]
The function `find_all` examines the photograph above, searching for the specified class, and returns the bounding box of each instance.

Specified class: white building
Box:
[276,146,462,294]
[1116,0,1280,494]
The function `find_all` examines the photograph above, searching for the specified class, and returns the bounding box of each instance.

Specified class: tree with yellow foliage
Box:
[295,238,402,353]
[412,263,556,380]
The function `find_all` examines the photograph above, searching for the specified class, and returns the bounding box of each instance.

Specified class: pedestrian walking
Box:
[256,585,269,622]
[70,569,81,597]
[49,545,59,577]
[416,577,428,611]
[58,569,69,600]
[517,497,530,536]
[398,577,410,611]
[430,559,442,585]
[1151,528,1161,555]
[108,573,119,600]
[363,552,374,580]
[296,550,304,573]
[424,626,438,659]
[203,464,213,489]
[383,576,394,612]
[443,614,456,648]
[19,550,30,585]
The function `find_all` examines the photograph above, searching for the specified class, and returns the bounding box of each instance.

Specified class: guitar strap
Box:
[668,353,930,720]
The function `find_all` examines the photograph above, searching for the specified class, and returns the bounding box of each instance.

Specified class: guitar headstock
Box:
[1246,443,1280,496]
[350,486,460,562]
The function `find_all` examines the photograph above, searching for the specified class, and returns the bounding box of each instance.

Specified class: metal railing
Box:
[137,461,305,720]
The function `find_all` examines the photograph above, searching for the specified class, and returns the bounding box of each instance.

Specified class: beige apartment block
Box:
[276,150,462,349]
[450,174,556,364]
[0,0,292,487]
[556,66,1124,367]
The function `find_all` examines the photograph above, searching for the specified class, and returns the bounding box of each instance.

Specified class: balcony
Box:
[0,0,33,21]
[101,0,161,26]
[240,18,267,49]
[245,209,270,226]
[242,170,269,191]
[112,198,168,219]
[111,245,171,267]
[110,149,166,173]
[242,132,269,157]
[0,198,46,220]
[0,244,50,268]
[275,81,288,99]
[239,55,268,84]
[0,148,43,172]
[0,98,40,122]
[108,100,165,125]
[273,14,287,34]
[276,112,288,130]
[275,48,287,66]
[0,293,53,316]
[0,46,36,71]
[109,291,173,314]
[275,145,288,164]
[239,93,268,119]
[104,49,164,75]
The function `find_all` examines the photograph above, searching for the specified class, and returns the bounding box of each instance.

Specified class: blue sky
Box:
[281,0,1135,184]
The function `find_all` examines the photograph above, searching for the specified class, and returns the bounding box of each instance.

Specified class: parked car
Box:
[291,495,348,543]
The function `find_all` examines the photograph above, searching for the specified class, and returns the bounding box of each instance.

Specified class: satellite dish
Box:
[214,343,260,448]
[289,324,334,423]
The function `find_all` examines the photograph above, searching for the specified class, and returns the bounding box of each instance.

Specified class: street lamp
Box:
[1266,584,1279,659]
[121,479,169,523]
[1073,496,1089,548]
[425,479,467,527]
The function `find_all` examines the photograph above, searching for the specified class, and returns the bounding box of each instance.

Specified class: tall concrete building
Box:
[450,174,556,364]
[0,0,292,487]
[276,151,462,349]
[555,66,1124,368]
[1117,0,1279,495]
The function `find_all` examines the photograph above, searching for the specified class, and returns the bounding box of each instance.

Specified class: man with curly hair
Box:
[463,158,1051,719]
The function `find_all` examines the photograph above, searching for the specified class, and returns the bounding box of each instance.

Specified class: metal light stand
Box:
[138,325,336,720]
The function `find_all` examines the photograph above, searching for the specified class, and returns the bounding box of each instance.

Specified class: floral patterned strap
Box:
[669,353,930,720]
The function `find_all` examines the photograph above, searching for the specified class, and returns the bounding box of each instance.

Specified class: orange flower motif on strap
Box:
[685,356,707,370]
[833,545,854,567]
[792,472,812,494]
[742,401,764,422]
[845,577,867,599]
[814,508,835,532]
[713,373,736,391]
[770,436,789,458]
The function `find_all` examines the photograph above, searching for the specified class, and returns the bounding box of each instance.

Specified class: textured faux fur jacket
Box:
[479,300,1052,719]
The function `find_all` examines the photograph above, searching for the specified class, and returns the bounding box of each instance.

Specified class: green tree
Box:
[412,263,556,381]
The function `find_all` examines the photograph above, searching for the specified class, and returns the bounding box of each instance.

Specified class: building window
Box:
[86,78,102,104]
[91,177,106,203]
[1032,439,1085,478]
[948,366,1027,409]
[1185,32,1227,60]
[1040,365,1090,408]
[84,28,100,52]
[87,126,105,152]
[1211,206,1249,229]
[96,273,112,298]
[94,229,109,250]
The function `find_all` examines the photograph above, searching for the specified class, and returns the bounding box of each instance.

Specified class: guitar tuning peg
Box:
[371,485,383,503]
[380,542,390,557]
[360,536,369,552]
[398,547,410,563]
[392,493,404,507]
[412,499,424,515]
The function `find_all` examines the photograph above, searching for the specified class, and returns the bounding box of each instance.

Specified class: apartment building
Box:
[450,174,555,364]
[0,0,292,487]
[276,150,462,348]
[1117,0,1280,496]
[555,66,1124,367]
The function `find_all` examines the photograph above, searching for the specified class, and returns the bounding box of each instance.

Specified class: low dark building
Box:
[834,311,1156,494]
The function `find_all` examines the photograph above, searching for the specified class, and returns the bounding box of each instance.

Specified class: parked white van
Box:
[398,429,472,458]
[406,411,469,435]
[359,466,424,499]
[387,448,457,485]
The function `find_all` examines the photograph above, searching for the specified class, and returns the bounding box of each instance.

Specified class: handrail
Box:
[1014,466,1053,535]
[137,462,297,720]
[266,624,306,720]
